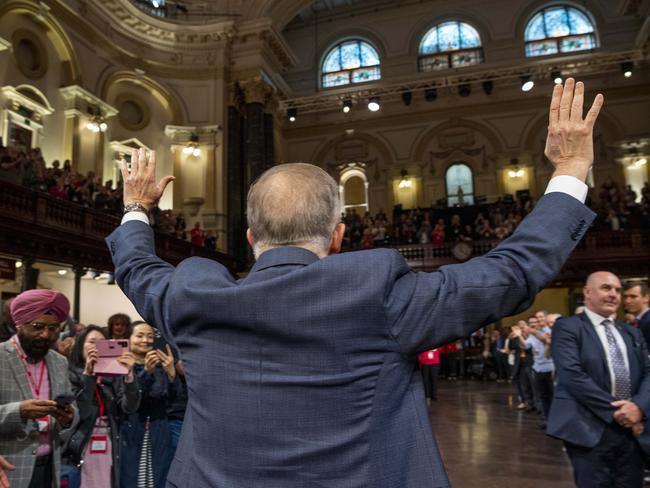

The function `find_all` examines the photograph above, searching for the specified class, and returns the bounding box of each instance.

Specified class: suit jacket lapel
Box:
[45,352,59,398]
[3,341,33,400]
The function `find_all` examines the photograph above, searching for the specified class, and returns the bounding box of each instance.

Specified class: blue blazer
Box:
[106,192,593,488]
[546,313,650,453]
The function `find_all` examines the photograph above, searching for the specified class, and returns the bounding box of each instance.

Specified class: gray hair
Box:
[247,163,341,258]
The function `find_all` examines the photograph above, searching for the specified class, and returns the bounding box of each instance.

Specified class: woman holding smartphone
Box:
[120,321,178,488]
[63,325,140,488]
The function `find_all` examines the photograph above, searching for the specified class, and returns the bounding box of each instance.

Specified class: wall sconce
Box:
[86,114,107,133]
[398,169,412,188]
[182,133,201,157]
[507,167,525,178]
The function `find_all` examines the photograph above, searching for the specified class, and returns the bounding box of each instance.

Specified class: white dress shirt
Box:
[584,307,630,397]
[121,175,589,226]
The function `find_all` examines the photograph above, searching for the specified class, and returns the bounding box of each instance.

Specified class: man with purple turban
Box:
[0,289,78,488]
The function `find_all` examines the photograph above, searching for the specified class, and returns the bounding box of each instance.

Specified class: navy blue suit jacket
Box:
[546,313,650,453]
[106,192,593,488]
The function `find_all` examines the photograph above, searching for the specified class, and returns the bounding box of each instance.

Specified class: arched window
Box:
[445,163,474,206]
[339,168,369,213]
[524,6,596,57]
[418,21,483,72]
[321,40,381,88]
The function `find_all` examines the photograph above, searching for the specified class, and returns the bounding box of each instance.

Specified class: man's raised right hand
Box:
[544,78,604,182]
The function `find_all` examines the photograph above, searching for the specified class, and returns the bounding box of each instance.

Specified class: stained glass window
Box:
[524,6,596,57]
[321,40,381,88]
[446,163,474,207]
[419,21,483,72]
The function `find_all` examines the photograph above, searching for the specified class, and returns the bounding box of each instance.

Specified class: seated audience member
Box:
[430,218,445,245]
[62,325,140,488]
[0,289,77,488]
[106,313,131,340]
[120,322,178,488]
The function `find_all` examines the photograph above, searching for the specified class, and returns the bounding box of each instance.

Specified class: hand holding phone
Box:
[94,339,130,376]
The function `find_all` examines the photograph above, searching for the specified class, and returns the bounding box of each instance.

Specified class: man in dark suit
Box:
[623,281,650,348]
[547,272,650,487]
[107,79,602,487]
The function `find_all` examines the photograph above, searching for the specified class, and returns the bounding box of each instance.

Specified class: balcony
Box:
[0,181,237,275]
[394,230,649,285]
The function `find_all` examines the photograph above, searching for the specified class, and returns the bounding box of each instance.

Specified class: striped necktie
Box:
[602,319,632,400]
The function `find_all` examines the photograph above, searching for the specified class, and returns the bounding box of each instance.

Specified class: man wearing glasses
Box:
[0,289,78,488]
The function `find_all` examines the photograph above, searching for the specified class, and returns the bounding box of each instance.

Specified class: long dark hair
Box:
[69,325,108,370]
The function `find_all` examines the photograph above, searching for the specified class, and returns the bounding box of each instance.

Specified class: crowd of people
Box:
[0,145,218,252]
[0,293,187,488]
[418,279,650,433]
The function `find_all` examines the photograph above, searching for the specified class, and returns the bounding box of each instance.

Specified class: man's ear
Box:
[246,228,254,249]
[328,223,346,255]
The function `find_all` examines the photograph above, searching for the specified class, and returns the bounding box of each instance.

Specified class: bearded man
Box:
[0,289,78,488]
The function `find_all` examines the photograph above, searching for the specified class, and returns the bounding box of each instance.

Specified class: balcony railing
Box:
[393,230,649,283]
[0,181,237,274]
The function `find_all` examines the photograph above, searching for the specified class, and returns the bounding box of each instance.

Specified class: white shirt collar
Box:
[584,307,614,327]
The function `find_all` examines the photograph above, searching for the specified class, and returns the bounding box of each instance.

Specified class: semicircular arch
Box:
[413,118,505,162]
[0,0,82,84]
[312,131,395,175]
[99,71,185,125]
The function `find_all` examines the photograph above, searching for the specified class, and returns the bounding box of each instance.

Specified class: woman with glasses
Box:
[62,325,140,488]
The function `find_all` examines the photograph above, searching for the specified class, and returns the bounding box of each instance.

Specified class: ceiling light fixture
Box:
[521,76,534,92]
[287,108,297,122]
[367,97,380,112]
[342,99,352,113]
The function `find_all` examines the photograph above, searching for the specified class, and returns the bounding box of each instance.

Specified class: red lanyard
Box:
[11,337,47,397]
[94,386,105,418]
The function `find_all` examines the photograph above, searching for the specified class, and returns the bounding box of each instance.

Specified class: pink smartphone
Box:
[94,339,129,376]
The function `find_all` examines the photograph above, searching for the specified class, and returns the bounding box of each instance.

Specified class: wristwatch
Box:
[123,202,150,215]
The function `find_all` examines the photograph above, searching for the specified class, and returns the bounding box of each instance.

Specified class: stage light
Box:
[287,108,297,122]
[621,62,633,78]
[424,88,437,102]
[401,91,412,106]
[521,76,534,92]
[481,80,493,95]
[458,84,471,97]
[551,71,563,85]
[367,97,380,112]
[342,99,352,113]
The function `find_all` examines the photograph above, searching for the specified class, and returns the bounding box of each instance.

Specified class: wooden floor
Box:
[428,381,575,488]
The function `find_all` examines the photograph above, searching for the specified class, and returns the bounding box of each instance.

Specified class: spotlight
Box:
[458,84,471,98]
[424,88,437,102]
[401,91,412,106]
[551,71,563,85]
[521,76,534,92]
[621,62,633,78]
[481,80,493,95]
[287,108,297,122]
[367,97,380,112]
[342,99,352,113]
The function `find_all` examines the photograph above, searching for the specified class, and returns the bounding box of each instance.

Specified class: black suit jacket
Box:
[638,309,650,350]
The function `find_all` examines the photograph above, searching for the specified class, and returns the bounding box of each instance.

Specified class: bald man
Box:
[547,272,650,488]
[108,79,601,488]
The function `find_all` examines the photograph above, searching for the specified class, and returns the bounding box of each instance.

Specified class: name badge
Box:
[36,416,49,433]
[89,435,108,454]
